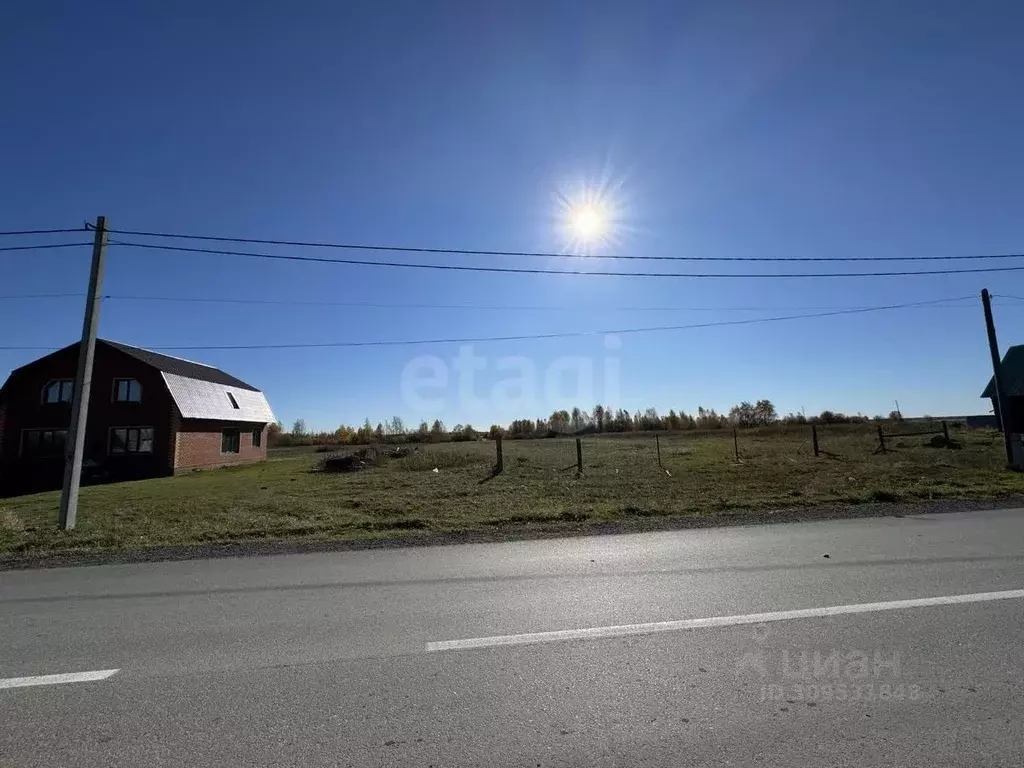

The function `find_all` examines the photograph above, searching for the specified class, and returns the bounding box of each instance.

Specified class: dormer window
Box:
[114,378,142,402]
[43,380,74,404]
[227,392,240,409]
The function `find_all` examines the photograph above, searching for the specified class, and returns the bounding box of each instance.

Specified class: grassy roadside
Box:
[1,426,1022,562]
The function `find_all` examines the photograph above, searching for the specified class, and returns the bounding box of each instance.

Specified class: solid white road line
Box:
[426,588,1024,652]
[0,669,120,690]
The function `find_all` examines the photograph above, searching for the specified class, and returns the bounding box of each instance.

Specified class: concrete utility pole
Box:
[58,216,107,530]
[981,288,1014,467]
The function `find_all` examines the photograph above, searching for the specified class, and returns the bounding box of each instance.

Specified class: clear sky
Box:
[3,0,1024,431]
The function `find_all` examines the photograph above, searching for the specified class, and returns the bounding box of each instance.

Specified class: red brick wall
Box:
[174,420,267,473]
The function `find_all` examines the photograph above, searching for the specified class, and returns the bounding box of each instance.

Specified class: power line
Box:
[0,292,981,313]
[108,239,1024,279]
[0,242,92,253]
[0,227,86,237]
[0,293,85,300]
[0,297,969,352]
[96,294,976,312]
[100,225,1024,263]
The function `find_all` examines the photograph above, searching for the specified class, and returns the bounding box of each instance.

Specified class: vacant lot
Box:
[1,425,1021,558]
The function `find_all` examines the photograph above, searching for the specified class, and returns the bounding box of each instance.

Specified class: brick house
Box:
[981,343,1024,433]
[0,339,275,496]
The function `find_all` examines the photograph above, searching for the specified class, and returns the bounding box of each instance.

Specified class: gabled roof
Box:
[162,372,275,424]
[0,339,274,424]
[101,340,258,391]
[981,344,1024,397]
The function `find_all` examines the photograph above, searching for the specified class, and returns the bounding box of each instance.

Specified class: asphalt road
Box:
[2,509,1023,767]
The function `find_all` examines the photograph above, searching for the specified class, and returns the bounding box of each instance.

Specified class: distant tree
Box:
[488,424,503,439]
[695,406,724,429]
[267,421,284,447]
[508,419,535,438]
[571,406,584,433]
[754,399,777,425]
[356,418,374,443]
[593,404,606,432]
[374,422,385,441]
[549,410,570,433]
[729,402,756,427]
[430,419,446,440]
[388,416,405,437]
[666,409,681,430]
[449,423,476,442]
[782,412,807,425]
[636,407,661,430]
[888,410,902,422]
[417,420,430,438]
[291,419,307,437]
[613,408,632,432]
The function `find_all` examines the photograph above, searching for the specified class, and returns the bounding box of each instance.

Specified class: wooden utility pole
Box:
[981,288,1015,466]
[58,216,107,530]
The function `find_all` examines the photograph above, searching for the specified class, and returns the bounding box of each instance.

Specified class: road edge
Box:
[3,495,1023,571]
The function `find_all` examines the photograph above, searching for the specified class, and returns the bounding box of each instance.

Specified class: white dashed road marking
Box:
[426,589,1024,652]
[0,669,120,690]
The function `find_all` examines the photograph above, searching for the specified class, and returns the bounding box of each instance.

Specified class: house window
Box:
[221,429,240,454]
[226,392,240,409]
[43,380,74,404]
[252,428,262,448]
[22,429,67,458]
[110,427,154,454]
[114,379,142,402]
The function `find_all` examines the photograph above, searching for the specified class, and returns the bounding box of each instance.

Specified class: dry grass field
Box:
[2,423,1021,558]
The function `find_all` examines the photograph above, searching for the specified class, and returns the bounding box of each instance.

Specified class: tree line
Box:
[270,401,900,447]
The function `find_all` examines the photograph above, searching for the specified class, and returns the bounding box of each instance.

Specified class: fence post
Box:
[733,427,739,462]
[942,420,949,443]
[877,424,887,454]
[811,424,819,457]
[576,438,583,474]
[656,433,662,468]
[495,433,503,474]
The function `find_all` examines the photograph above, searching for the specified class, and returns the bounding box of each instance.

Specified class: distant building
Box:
[0,340,275,496]
[980,344,1024,433]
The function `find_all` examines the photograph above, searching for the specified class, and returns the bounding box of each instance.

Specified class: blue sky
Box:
[3,0,1024,431]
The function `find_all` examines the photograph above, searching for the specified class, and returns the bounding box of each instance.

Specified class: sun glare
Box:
[569,204,606,240]
[554,172,631,254]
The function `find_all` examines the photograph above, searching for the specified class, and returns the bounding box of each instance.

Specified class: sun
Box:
[568,203,606,241]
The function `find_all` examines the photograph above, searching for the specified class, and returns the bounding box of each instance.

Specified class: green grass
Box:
[1,426,1021,557]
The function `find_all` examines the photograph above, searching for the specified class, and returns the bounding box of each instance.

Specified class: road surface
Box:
[2,508,1023,766]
